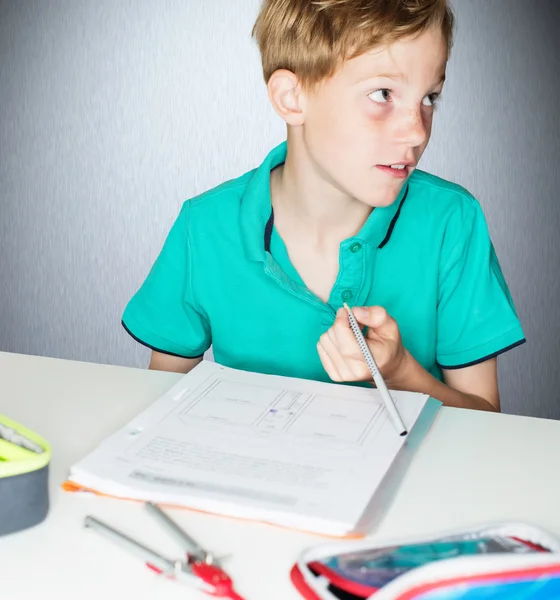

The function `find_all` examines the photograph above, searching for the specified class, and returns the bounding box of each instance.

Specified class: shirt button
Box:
[341,290,353,302]
[350,242,362,253]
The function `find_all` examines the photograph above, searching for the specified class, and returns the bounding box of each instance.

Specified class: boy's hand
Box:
[317,306,411,388]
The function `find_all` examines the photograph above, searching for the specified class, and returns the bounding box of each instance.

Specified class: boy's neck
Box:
[270,137,373,245]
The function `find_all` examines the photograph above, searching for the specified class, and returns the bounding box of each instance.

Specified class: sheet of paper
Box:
[70,361,434,535]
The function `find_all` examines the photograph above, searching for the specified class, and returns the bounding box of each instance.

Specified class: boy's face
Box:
[299,26,448,208]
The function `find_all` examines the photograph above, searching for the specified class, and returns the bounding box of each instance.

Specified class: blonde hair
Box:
[252,0,454,88]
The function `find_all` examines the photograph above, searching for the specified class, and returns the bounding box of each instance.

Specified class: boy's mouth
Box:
[376,162,415,179]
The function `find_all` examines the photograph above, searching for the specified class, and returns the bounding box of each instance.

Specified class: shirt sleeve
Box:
[436,195,525,369]
[121,202,211,358]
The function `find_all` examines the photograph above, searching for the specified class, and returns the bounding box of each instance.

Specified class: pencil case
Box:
[291,521,560,599]
[0,415,51,536]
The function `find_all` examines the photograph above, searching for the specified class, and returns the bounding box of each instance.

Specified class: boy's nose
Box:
[400,108,429,148]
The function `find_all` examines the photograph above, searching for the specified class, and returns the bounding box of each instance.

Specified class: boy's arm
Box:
[317,306,501,412]
[148,351,203,374]
[441,359,500,411]
[122,202,212,371]
[401,352,500,412]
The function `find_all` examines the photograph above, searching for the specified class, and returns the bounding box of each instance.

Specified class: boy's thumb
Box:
[352,306,390,330]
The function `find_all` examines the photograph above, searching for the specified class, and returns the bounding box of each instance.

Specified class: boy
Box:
[122,0,525,412]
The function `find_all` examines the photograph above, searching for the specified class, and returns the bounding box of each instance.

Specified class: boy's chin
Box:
[357,190,401,209]
[358,178,408,208]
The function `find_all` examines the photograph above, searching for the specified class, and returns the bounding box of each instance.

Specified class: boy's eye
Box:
[368,89,391,103]
[422,93,441,107]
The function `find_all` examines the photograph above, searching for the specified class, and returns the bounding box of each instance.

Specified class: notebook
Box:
[64,361,441,537]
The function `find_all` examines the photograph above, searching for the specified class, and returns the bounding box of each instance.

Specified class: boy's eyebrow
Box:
[359,71,446,85]
[368,71,409,82]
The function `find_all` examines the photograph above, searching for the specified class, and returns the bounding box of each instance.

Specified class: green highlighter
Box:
[0,415,51,536]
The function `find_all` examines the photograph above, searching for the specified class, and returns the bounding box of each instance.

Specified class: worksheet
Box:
[68,361,438,535]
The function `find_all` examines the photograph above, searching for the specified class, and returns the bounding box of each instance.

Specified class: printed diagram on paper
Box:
[174,373,392,447]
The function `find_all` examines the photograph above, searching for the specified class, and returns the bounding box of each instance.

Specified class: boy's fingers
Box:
[336,306,347,318]
[332,309,385,356]
[352,306,399,339]
[321,330,373,382]
[319,332,358,380]
[328,324,355,351]
[334,307,349,327]
[352,306,386,327]
[317,342,342,382]
[331,311,362,350]
[320,308,398,383]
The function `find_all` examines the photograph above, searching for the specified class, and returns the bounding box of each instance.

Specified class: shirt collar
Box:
[240,141,409,261]
[240,142,287,262]
[355,183,409,249]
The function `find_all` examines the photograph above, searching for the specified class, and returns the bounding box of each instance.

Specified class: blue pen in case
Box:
[290,522,560,600]
[0,415,51,536]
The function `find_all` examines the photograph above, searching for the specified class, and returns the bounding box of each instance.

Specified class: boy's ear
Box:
[267,69,305,126]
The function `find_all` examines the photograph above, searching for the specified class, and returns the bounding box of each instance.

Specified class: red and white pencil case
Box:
[290,522,560,600]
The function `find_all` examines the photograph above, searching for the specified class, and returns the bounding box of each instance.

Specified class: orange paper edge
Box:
[61,480,364,540]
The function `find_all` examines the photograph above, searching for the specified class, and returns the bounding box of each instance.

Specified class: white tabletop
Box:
[1,350,559,599]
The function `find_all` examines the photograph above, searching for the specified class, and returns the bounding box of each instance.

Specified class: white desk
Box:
[1,351,559,599]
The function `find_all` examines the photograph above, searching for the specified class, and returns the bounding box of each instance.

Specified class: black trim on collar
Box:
[378,185,409,249]
[263,186,409,253]
[121,320,204,359]
[264,209,274,253]
[437,338,526,370]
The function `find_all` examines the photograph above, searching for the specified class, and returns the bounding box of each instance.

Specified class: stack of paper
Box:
[65,361,440,537]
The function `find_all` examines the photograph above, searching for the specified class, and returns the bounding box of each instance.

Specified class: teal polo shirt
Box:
[122,142,525,383]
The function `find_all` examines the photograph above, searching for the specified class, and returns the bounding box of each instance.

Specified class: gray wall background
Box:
[1,1,559,419]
